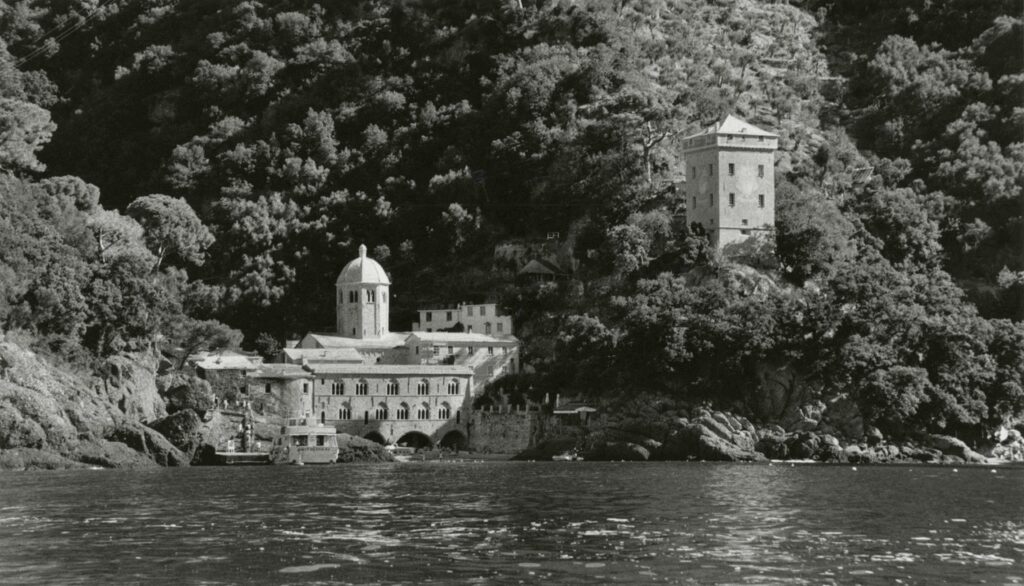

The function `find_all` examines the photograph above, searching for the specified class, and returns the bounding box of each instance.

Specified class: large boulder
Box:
[756,434,789,459]
[74,438,161,469]
[785,432,821,460]
[657,413,766,462]
[926,434,987,463]
[148,410,205,461]
[821,395,864,440]
[107,422,189,467]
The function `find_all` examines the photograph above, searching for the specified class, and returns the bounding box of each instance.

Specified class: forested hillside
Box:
[0,0,1021,440]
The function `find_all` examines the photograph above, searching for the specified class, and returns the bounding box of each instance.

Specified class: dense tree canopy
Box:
[0,0,1020,437]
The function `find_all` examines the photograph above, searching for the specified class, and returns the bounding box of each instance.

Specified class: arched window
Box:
[382,292,387,304]
[417,403,430,420]
[447,380,460,395]
[374,404,388,420]
[356,380,368,395]
[417,379,429,395]
[339,405,351,420]
[364,411,369,424]
[396,403,410,420]
[331,380,344,395]
[386,380,399,395]
[320,411,325,424]
[348,290,357,303]
[438,403,451,420]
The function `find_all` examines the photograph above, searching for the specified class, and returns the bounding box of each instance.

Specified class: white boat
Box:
[269,417,339,465]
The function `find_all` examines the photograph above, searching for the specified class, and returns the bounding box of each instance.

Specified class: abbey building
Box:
[243,245,519,449]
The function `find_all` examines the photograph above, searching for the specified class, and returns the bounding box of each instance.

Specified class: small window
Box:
[497,323,504,333]
[758,194,765,208]
[417,380,429,395]
[364,411,369,424]
[447,380,459,395]
[708,163,713,175]
[485,322,492,335]
[691,166,696,178]
[447,346,453,354]
[758,136,764,142]
[415,346,420,355]
[264,383,271,394]
[708,193,713,206]
[758,164,764,178]
[467,306,474,317]
[466,325,473,333]
[488,347,494,356]
[320,411,325,425]
[426,312,432,322]
[446,311,453,321]
[692,195,696,208]
[742,219,749,226]
[382,292,387,304]
[728,163,734,176]
[480,306,487,316]
[386,380,399,395]
[303,383,309,395]
[433,346,440,355]
[356,380,368,395]
[741,229,751,235]
[729,193,735,207]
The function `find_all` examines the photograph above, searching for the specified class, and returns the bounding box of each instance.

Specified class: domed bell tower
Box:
[336,244,391,339]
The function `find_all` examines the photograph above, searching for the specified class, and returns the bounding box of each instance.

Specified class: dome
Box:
[336,244,391,286]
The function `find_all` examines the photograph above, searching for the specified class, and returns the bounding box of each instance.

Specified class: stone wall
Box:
[469,408,539,453]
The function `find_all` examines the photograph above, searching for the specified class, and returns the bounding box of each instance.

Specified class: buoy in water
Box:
[851,466,858,471]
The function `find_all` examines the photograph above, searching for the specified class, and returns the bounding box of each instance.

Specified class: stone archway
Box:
[396,431,433,450]
[364,431,386,445]
[439,430,467,451]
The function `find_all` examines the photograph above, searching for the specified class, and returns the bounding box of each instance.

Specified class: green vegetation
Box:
[0,0,1020,441]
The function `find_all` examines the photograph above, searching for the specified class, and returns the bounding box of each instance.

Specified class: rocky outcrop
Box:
[657,412,766,462]
[0,337,191,470]
[337,433,394,463]
[149,410,205,462]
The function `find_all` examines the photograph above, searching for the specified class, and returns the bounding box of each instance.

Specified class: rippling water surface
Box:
[0,462,1021,584]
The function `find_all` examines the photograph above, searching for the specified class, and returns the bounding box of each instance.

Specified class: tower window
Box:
[348,291,357,303]
[729,193,735,207]
[728,163,734,176]
[382,292,387,304]
[758,165,764,178]
[758,194,765,208]
[708,163,713,175]
[708,193,713,206]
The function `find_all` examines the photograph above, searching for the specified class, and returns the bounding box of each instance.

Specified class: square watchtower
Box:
[681,115,778,249]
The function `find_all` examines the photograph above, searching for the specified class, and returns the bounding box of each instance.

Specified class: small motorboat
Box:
[269,416,339,465]
[385,444,416,462]
[552,450,583,461]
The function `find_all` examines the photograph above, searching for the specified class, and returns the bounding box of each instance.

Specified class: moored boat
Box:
[269,416,339,464]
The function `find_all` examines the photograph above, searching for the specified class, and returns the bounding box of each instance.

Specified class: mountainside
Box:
[0,0,1020,449]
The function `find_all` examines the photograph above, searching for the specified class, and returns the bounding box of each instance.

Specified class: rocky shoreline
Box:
[515,408,1019,465]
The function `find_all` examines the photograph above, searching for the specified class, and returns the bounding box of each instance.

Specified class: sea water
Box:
[0,462,1021,584]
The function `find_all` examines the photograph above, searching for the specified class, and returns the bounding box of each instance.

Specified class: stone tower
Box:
[336,244,390,338]
[682,115,777,249]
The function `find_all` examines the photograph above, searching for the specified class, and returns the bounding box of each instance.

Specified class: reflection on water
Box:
[0,463,1021,584]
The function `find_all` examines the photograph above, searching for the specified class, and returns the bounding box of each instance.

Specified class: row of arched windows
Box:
[326,402,454,422]
[324,378,460,396]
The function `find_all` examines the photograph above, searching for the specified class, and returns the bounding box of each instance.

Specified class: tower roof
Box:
[336,244,391,286]
[683,114,778,141]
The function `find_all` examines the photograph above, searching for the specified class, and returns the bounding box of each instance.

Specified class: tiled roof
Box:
[282,347,364,362]
[684,114,777,140]
[304,332,411,349]
[250,363,310,379]
[408,332,518,344]
[309,364,473,376]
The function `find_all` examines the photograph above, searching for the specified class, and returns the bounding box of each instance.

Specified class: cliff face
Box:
[0,336,186,470]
